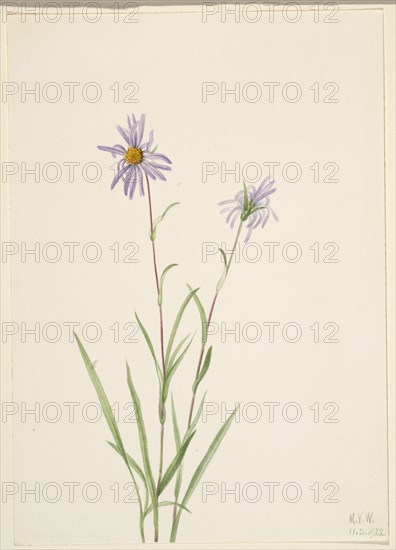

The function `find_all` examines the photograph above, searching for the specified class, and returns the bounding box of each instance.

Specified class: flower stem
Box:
[146,175,166,542]
[188,220,243,426]
[170,220,244,541]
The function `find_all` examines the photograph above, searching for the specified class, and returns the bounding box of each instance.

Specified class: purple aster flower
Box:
[219,177,278,242]
[97,114,172,199]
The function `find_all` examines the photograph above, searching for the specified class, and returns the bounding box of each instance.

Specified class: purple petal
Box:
[142,162,166,181]
[145,130,154,152]
[116,126,131,146]
[230,210,241,228]
[136,114,146,147]
[137,168,145,196]
[226,206,240,224]
[244,227,253,242]
[128,175,138,200]
[123,166,136,196]
[256,187,276,203]
[148,164,167,181]
[246,212,258,228]
[219,199,237,206]
[98,145,124,158]
[220,206,235,215]
[140,163,158,181]
[111,164,131,190]
[129,121,139,148]
[261,209,270,227]
[270,207,279,222]
[145,152,172,164]
[147,162,172,171]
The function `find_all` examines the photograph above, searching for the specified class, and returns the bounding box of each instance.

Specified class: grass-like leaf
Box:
[171,393,207,529]
[158,263,178,306]
[144,501,191,519]
[184,391,207,443]
[216,248,228,292]
[243,179,249,211]
[162,335,194,404]
[165,287,199,368]
[75,334,145,541]
[192,346,213,394]
[126,362,159,539]
[187,284,208,344]
[135,313,162,384]
[170,406,239,542]
[168,333,191,375]
[158,430,196,496]
[107,441,149,512]
[171,396,183,501]
[150,202,180,241]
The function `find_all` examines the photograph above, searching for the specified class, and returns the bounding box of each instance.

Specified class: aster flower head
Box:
[97,114,172,199]
[219,177,278,242]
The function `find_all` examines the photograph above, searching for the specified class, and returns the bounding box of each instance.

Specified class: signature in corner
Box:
[349,511,387,540]
[349,511,375,525]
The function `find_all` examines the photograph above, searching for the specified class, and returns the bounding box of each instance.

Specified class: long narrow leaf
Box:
[162,335,194,403]
[126,363,158,533]
[187,284,208,344]
[165,288,199,368]
[171,396,183,500]
[192,346,213,394]
[171,396,182,450]
[168,333,191,375]
[150,202,180,241]
[144,501,191,519]
[135,313,162,384]
[107,442,146,488]
[216,249,228,292]
[243,179,249,211]
[107,441,149,512]
[158,263,178,306]
[184,391,207,443]
[170,407,239,542]
[75,334,126,462]
[75,334,145,541]
[158,430,196,496]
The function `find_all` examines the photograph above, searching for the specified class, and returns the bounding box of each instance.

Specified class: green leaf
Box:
[168,333,191,374]
[192,346,213,394]
[185,391,207,443]
[126,363,158,534]
[158,430,196,496]
[216,249,228,292]
[163,335,194,404]
[171,393,207,522]
[135,313,162,384]
[243,180,249,211]
[165,287,199,368]
[75,334,127,464]
[144,501,191,519]
[182,408,238,503]
[251,206,267,216]
[187,284,208,344]
[75,334,146,541]
[170,407,239,542]
[150,202,180,241]
[158,264,178,306]
[171,396,183,500]
[171,396,182,450]
[107,441,149,512]
[107,442,146,487]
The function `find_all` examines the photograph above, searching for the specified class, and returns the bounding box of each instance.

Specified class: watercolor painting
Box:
[75,114,277,543]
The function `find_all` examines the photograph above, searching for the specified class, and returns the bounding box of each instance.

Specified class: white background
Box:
[3,5,389,546]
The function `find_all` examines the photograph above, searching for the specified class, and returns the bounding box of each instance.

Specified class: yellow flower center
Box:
[124,147,143,165]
